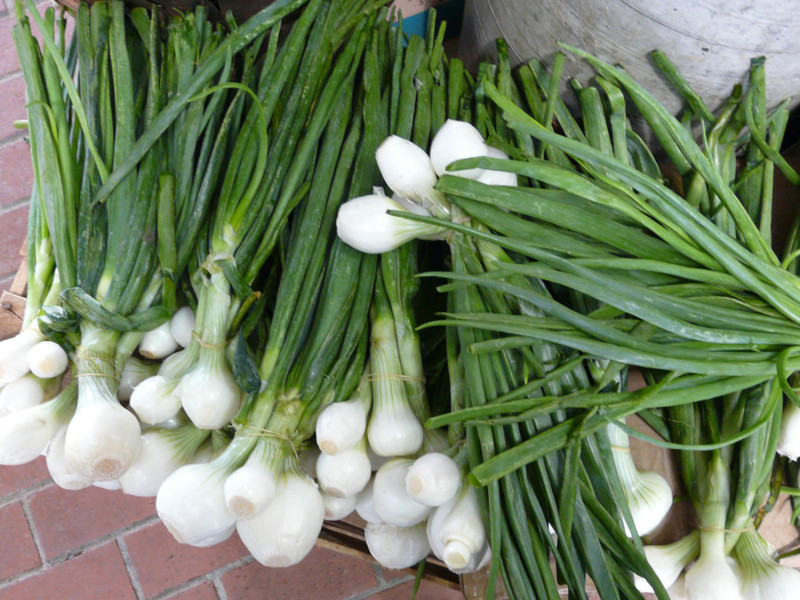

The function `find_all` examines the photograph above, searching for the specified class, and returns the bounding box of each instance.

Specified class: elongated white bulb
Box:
[367,397,423,458]
[175,361,241,430]
[316,442,371,498]
[777,402,800,461]
[336,195,441,255]
[224,463,278,519]
[0,373,53,415]
[685,545,742,600]
[476,146,518,187]
[46,427,92,490]
[156,462,236,547]
[365,522,431,570]
[734,529,800,600]
[118,358,158,403]
[356,479,382,524]
[236,471,324,567]
[138,321,179,360]
[375,136,438,202]
[633,531,700,594]
[64,402,142,481]
[372,459,432,527]
[427,492,491,574]
[0,328,44,387]
[118,431,183,497]
[322,492,358,521]
[0,400,70,465]
[129,375,182,425]
[26,340,68,379]
[316,397,369,455]
[169,307,196,349]
[405,452,462,507]
[609,424,673,536]
[438,486,486,571]
[430,119,488,179]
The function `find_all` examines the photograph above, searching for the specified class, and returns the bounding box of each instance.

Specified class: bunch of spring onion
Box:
[6,0,291,484]
[335,37,685,598]
[389,44,800,598]
[314,17,492,572]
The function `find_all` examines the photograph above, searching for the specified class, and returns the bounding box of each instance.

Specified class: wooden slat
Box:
[0,291,25,341]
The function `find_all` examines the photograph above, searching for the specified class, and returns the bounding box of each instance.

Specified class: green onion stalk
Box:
[154,0,386,433]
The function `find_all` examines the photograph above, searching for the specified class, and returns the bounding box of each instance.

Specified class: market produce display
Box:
[3,0,800,598]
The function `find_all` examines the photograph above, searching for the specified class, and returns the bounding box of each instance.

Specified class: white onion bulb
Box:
[0,328,44,387]
[336,195,440,255]
[26,340,68,379]
[156,462,236,547]
[316,441,372,498]
[405,452,462,507]
[46,426,93,490]
[372,459,432,527]
[129,375,182,425]
[375,136,438,202]
[169,307,196,349]
[365,522,431,570]
[236,470,324,567]
[430,119,488,179]
[322,492,358,521]
[138,320,179,360]
[64,402,142,481]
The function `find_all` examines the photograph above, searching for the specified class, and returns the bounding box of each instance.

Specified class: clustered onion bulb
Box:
[733,529,800,600]
[315,385,370,455]
[156,461,237,547]
[777,402,800,461]
[26,340,69,378]
[46,426,92,490]
[169,306,196,349]
[371,458,432,527]
[0,327,44,387]
[336,120,517,256]
[365,522,431,570]
[405,452,462,507]
[0,373,57,416]
[236,470,325,568]
[633,531,700,594]
[138,321,180,360]
[608,422,673,536]
[335,194,440,255]
[0,383,76,465]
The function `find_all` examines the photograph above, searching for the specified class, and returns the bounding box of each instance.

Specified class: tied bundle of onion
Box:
[158,2,417,563]
[10,0,307,484]
[403,42,799,598]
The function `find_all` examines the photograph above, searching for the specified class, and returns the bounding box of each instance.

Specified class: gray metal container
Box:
[459,0,800,114]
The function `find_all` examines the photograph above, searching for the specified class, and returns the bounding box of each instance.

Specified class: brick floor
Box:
[0,501,41,580]
[0,137,33,207]
[0,74,26,144]
[123,521,248,599]
[0,204,29,278]
[28,484,156,559]
[0,541,137,600]
[220,547,381,600]
[0,456,49,499]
